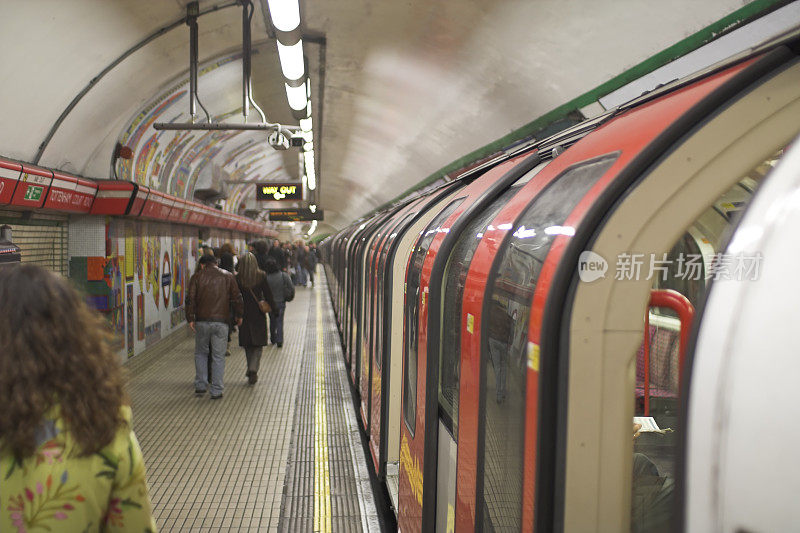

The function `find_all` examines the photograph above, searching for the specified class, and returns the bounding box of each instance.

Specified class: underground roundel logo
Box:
[161,252,172,307]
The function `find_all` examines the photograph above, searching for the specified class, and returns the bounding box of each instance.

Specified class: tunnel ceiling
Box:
[0,0,748,233]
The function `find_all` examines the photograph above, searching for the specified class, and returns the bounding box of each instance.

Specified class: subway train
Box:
[321,29,800,532]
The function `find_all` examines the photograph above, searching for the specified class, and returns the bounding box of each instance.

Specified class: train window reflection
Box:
[439,184,522,438]
[403,199,464,434]
[478,155,616,530]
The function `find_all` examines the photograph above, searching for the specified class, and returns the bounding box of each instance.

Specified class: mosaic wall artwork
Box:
[170,307,185,329]
[144,320,162,347]
[173,236,186,309]
[135,222,144,293]
[161,251,171,308]
[125,225,135,283]
[145,233,161,309]
[137,294,145,341]
[69,219,208,360]
[126,283,134,358]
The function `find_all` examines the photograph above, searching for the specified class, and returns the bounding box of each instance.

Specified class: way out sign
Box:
[255,182,302,201]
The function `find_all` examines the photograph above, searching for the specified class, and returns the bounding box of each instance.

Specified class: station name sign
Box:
[268,208,324,221]
[256,182,303,201]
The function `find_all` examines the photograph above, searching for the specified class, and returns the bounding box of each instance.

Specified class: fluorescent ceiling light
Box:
[299,117,312,132]
[267,0,300,32]
[305,150,316,191]
[304,141,313,151]
[277,41,305,80]
[285,82,307,111]
[307,220,317,236]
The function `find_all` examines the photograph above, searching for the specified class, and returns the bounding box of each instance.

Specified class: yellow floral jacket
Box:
[1,406,157,532]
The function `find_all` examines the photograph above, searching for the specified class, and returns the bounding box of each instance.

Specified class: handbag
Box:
[282,272,295,302]
[249,288,271,314]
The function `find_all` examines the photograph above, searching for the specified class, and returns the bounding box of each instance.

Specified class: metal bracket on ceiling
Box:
[153,0,294,137]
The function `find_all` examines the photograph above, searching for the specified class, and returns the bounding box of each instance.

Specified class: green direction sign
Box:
[24,185,43,201]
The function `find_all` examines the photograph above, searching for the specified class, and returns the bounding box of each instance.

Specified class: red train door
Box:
[398,152,539,532]
[398,197,465,530]
[456,55,760,532]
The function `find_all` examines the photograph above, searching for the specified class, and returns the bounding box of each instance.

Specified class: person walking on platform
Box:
[253,240,271,272]
[268,239,286,270]
[0,264,157,531]
[294,242,308,286]
[236,252,275,385]
[303,244,317,287]
[265,258,294,348]
[218,242,237,357]
[187,254,243,399]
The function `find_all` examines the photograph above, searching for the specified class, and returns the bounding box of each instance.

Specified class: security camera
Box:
[268,130,290,150]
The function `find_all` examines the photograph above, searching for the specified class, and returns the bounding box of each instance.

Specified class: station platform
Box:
[125,272,380,532]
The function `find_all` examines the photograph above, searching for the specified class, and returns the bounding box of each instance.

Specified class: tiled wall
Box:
[67,217,257,361]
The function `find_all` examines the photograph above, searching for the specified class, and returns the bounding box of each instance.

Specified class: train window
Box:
[377,212,416,370]
[630,148,782,533]
[403,198,464,435]
[478,155,617,530]
[438,181,532,438]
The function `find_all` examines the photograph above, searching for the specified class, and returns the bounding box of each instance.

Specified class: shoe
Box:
[248,372,258,385]
[277,342,283,348]
[195,389,206,395]
[210,394,223,400]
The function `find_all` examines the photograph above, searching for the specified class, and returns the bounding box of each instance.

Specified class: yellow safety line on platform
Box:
[314,288,332,532]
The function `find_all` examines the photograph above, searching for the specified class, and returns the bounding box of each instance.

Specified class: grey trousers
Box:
[244,346,264,374]
[195,321,228,396]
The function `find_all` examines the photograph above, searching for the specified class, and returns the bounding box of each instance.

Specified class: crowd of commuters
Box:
[187,239,319,398]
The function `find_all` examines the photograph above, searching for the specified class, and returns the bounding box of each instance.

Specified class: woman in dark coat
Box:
[235,252,275,384]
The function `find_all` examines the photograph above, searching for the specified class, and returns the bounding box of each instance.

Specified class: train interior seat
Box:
[635,323,680,403]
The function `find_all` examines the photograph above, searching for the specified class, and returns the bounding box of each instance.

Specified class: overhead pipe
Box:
[242,0,251,122]
[155,0,287,134]
[243,0,269,125]
[188,2,199,122]
[154,122,299,132]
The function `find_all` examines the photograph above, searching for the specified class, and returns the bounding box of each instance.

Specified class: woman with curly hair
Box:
[0,264,156,532]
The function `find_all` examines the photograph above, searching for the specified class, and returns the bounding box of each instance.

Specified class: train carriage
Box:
[322,30,800,532]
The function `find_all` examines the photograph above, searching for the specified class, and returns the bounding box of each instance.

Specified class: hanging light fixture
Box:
[277,40,305,80]
[285,81,308,111]
[267,0,300,31]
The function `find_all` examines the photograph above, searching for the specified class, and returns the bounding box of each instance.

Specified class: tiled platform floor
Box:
[126,271,378,532]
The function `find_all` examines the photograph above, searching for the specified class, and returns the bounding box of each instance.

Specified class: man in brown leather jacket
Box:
[186,254,243,399]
